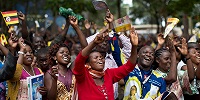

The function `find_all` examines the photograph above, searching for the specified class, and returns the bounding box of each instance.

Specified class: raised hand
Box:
[105,9,114,23]
[69,15,78,27]
[50,66,58,79]
[129,27,138,46]
[18,37,26,50]
[166,37,176,53]
[177,37,188,56]
[94,31,108,44]
[18,11,25,21]
[8,33,18,48]
[157,33,165,45]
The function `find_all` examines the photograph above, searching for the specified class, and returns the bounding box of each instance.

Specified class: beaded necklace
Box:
[23,66,35,76]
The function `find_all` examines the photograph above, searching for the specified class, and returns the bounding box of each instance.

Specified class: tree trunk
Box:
[117,0,121,18]
[154,12,160,34]
[183,13,189,40]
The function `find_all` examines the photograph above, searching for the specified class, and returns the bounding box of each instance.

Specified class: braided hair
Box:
[153,48,169,70]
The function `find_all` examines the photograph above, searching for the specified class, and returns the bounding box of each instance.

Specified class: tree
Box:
[130,0,170,33]
[166,0,200,39]
[130,0,200,37]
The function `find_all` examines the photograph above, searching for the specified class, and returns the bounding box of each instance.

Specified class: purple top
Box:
[57,68,73,91]
[47,67,73,92]
[20,67,42,80]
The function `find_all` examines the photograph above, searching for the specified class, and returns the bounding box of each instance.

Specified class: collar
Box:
[105,53,113,59]
[137,64,153,74]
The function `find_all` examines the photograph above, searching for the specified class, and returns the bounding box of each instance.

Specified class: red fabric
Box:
[73,51,136,100]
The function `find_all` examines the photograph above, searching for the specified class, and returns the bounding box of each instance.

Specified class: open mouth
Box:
[196,56,200,59]
[97,61,104,65]
[26,57,33,62]
[144,57,151,62]
[63,56,69,62]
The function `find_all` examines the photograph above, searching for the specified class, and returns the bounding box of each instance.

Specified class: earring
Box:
[56,60,58,64]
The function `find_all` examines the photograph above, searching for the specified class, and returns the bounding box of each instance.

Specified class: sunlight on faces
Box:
[138,46,154,68]
[33,36,46,50]
[188,48,200,65]
[55,47,71,65]
[156,51,171,73]
[88,51,105,72]
[23,45,34,66]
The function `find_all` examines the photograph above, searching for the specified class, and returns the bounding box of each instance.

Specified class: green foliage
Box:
[45,0,95,16]
[130,0,200,24]
[167,0,195,15]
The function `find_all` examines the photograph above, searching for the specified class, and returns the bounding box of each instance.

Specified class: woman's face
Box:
[88,51,105,71]
[156,51,171,72]
[130,86,137,95]
[55,47,71,65]
[23,45,34,66]
[189,48,200,65]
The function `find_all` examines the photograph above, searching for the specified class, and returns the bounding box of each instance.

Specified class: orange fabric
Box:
[85,65,105,79]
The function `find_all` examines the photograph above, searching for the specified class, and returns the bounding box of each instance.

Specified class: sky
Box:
[123,0,133,7]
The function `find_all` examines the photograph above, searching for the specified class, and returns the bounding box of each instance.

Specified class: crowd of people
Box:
[0,7,200,100]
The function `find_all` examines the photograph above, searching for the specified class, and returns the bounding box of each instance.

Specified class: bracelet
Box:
[18,51,24,55]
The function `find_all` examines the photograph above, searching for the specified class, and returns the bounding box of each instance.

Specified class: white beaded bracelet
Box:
[18,51,24,55]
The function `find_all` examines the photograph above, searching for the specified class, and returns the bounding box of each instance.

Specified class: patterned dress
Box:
[6,64,43,100]
[47,67,78,100]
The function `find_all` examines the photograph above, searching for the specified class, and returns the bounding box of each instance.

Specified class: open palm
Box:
[129,27,138,46]
[177,38,188,56]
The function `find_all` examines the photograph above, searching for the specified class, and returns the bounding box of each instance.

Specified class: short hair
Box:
[36,47,49,58]
[24,39,33,50]
[187,42,199,50]
[138,45,154,55]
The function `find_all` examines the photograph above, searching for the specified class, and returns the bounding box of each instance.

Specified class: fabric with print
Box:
[124,65,166,100]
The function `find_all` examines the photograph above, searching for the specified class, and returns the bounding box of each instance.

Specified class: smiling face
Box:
[33,36,46,50]
[55,47,71,65]
[23,45,34,66]
[88,51,105,71]
[138,46,154,69]
[188,48,200,65]
[156,51,171,72]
